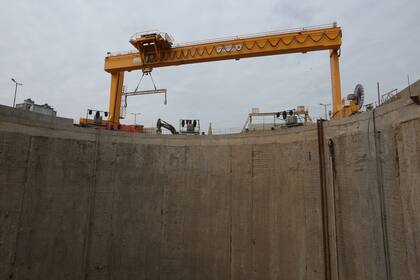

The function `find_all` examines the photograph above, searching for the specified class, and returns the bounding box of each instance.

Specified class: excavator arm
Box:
[156,118,178,134]
[105,24,344,127]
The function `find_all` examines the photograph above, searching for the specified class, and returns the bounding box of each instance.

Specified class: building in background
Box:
[16,98,57,117]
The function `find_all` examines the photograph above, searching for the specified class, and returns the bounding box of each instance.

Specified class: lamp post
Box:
[11,78,23,108]
[130,112,141,125]
[319,103,331,120]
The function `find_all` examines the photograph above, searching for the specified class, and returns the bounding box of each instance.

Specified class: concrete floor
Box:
[0,80,419,280]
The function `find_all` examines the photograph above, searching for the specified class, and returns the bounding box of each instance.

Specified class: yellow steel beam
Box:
[329,49,343,117]
[104,26,342,72]
[105,25,344,126]
[107,71,124,127]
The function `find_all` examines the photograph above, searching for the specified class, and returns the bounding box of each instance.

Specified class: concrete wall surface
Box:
[0,80,419,280]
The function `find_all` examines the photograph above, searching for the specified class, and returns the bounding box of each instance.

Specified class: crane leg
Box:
[107,71,125,128]
[330,49,342,118]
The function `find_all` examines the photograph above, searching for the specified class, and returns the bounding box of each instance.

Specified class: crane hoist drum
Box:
[346,84,365,109]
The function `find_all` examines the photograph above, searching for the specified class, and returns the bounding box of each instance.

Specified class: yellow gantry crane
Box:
[102,23,359,127]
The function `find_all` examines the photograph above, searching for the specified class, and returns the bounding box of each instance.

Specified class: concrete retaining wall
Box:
[0,81,419,279]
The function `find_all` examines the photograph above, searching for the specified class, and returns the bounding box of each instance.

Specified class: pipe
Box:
[317,119,332,280]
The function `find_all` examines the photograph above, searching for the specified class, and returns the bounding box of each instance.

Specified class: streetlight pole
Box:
[319,103,331,120]
[130,112,141,125]
[11,78,23,108]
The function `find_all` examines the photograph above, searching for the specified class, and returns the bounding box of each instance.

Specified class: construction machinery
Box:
[156,118,201,135]
[344,84,365,114]
[179,119,200,135]
[242,106,312,132]
[93,23,364,129]
[156,118,178,134]
[79,109,144,132]
[79,109,109,127]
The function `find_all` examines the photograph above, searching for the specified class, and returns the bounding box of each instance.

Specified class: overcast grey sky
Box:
[1,0,419,131]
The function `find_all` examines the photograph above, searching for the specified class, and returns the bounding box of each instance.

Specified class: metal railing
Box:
[106,23,337,57]
[381,89,398,104]
[173,23,336,47]
[211,127,243,135]
[106,50,138,57]
[129,30,174,44]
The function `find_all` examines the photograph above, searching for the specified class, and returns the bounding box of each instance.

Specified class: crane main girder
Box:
[104,25,345,127]
[105,26,341,72]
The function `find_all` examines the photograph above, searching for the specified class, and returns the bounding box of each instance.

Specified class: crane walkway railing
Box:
[106,23,336,57]
[381,89,398,104]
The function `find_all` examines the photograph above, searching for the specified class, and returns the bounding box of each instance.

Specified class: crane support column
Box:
[330,49,342,118]
[100,25,353,123]
[108,71,124,127]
